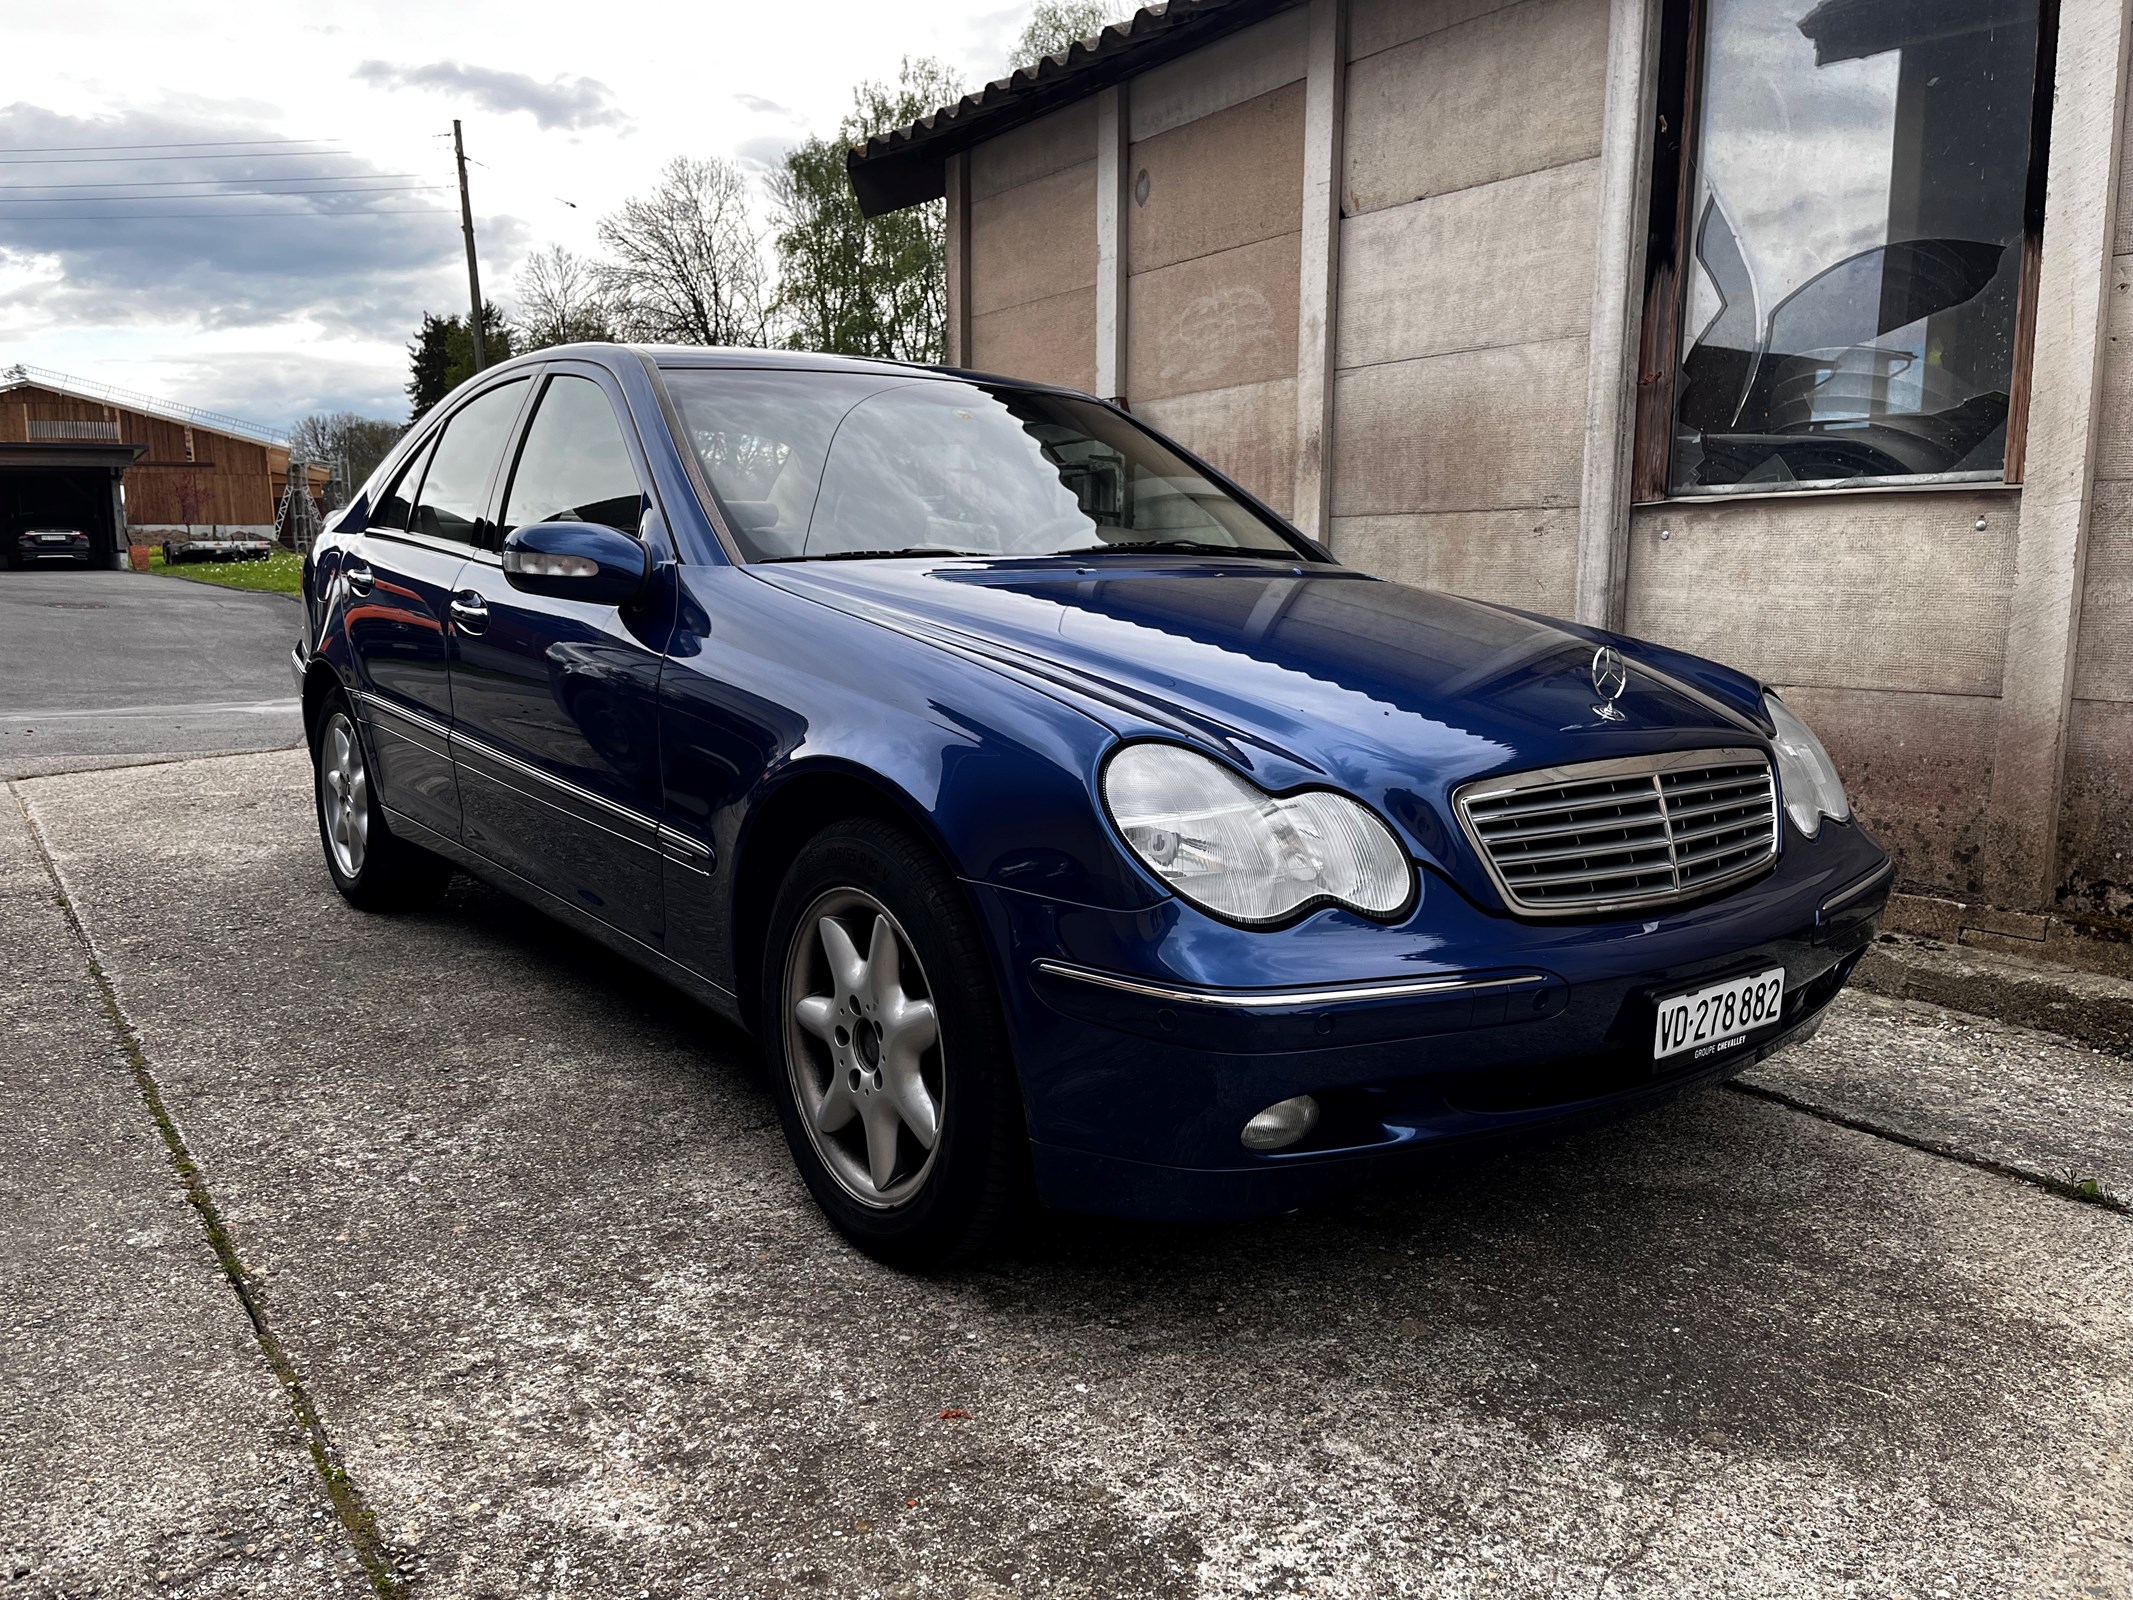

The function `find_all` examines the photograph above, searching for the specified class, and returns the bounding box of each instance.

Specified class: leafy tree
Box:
[510,245,616,350]
[1009,0,1129,70]
[289,412,405,508]
[770,57,961,363]
[405,304,514,422]
[596,157,767,346]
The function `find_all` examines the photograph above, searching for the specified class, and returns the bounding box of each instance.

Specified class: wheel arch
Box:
[729,760,973,1036]
[300,657,348,750]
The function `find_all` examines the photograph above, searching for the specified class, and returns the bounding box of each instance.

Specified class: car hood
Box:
[759,556,1774,891]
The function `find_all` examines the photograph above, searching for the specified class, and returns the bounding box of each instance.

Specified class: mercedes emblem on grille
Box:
[1590,646,1629,722]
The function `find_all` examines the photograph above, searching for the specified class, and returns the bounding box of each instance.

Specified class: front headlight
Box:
[1101,743,1413,924]
[1764,692,1850,838]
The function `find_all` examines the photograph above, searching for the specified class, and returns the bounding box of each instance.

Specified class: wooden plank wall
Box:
[1,385,299,526]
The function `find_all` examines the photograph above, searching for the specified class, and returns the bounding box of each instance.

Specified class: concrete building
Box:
[0,365,327,562]
[849,0,2133,959]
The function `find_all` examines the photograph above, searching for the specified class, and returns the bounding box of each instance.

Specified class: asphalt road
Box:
[3,748,2129,1599]
[0,567,302,778]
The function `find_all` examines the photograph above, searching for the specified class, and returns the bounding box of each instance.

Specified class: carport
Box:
[0,440,142,567]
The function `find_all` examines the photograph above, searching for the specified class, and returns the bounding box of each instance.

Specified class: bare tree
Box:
[1009,0,1130,70]
[289,411,405,509]
[596,157,768,347]
[510,245,616,350]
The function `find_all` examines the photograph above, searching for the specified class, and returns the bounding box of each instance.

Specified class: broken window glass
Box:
[1671,0,2041,492]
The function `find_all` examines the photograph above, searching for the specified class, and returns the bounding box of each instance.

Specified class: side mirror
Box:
[500,521,650,606]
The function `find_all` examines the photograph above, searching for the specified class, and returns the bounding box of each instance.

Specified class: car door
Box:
[344,428,458,837]
[447,365,673,949]
[345,376,530,841]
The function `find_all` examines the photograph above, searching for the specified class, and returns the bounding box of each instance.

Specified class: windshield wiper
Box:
[1050,539,1302,561]
[762,546,985,563]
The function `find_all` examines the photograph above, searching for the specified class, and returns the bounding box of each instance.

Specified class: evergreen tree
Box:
[405,303,515,422]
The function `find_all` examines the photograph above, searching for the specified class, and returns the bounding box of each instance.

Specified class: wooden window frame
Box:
[1629,0,2061,503]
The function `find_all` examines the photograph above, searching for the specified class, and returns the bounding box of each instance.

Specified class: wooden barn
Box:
[0,364,327,565]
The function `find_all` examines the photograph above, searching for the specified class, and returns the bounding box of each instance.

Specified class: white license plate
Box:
[1653,967,1785,1062]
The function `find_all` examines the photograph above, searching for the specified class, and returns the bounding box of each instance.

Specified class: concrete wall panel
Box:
[1329,337,1589,516]
[2116,108,2133,256]
[1778,686,2001,897]
[1128,82,1307,276]
[1128,231,1302,402]
[1135,377,1299,515]
[1130,7,1309,142]
[1348,0,1530,61]
[2073,479,2133,702]
[970,102,1097,202]
[1336,159,1601,369]
[1330,508,1579,614]
[2092,257,2133,480]
[969,161,1097,318]
[1344,0,1608,215]
[971,287,1098,392]
[1623,494,2018,697]
[2060,698,2133,908]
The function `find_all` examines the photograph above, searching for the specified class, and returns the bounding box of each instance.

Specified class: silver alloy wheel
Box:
[318,711,371,880]
[782,888,944,1209]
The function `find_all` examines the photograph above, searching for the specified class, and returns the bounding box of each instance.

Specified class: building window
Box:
[1636,0,2051,498]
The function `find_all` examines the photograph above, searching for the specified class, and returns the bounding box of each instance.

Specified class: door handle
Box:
[449,592,490,636]
[344,562,375,596]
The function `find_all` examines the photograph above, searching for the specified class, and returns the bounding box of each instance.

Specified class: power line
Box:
[0,136,343,155]
[0,185,447,204]
[0,208,451,222]
[0,173,426,191]
[0,150,355,166]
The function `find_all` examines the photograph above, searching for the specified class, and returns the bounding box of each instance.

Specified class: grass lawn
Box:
[149,546,304,594]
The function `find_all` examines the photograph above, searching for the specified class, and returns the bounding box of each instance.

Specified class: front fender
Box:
[659,565,1162,999]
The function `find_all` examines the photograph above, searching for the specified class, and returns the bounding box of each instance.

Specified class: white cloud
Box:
[353,60,632,133]
[1,0,1040,427]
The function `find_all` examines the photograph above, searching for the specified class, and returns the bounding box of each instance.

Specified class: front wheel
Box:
[312,697,452,912]
[763,820,1028,1268]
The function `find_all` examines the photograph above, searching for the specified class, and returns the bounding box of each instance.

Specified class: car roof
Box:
[491,342,1086,398]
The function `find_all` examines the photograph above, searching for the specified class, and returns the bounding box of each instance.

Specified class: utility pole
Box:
[453,119,486,371]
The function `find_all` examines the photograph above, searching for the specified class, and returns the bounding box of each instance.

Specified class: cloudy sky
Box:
[2,0,1046,432]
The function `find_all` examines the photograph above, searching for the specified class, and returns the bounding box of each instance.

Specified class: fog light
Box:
[1241,1095,1320,1152]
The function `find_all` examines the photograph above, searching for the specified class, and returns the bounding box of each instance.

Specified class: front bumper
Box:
[974,822,1891,1221]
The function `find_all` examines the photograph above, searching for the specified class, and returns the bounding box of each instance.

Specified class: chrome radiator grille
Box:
[1455,749,1778,916]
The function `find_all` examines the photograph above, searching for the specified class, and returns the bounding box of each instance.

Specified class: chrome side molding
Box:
[1819,858,1894,919]
[349,687,715,873]
[1032,960,1549,1011]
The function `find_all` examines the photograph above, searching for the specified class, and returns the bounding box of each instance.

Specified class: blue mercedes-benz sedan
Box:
[295,345,1891,1265]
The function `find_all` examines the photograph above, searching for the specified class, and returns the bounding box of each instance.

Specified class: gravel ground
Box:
[4,749,2129,1599]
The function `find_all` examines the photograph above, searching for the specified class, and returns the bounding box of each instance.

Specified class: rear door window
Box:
[367,433,438,533]
[412,379,528,547]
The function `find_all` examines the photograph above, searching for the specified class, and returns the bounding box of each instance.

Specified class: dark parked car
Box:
[295,346,1889,1265]
[9,525,93,567]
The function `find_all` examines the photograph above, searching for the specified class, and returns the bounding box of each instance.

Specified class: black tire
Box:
[761,819,1028,1268]
[310,694,452,913]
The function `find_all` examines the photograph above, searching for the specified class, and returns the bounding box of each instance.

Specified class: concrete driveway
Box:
[3,749,2130,1599]
[0,568,302,778]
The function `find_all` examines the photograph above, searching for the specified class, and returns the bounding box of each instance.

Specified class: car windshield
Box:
[660,368,1303,563]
